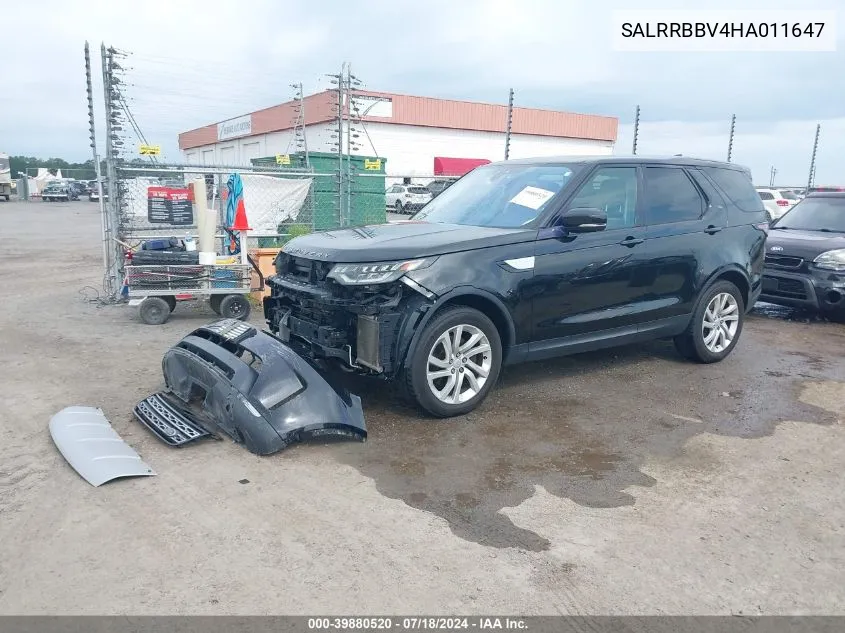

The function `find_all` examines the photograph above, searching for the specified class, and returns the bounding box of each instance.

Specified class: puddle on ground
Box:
[751,302,828,323]
[321,326,845,551]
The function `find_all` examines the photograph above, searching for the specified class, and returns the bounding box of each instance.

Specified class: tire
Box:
[139,297,171,325]
[209,294,223,315]
[219,294,251,320]
[404,306,502,417]
[674,280,745,363]
[163,295,177,312]
[395,201,404,214]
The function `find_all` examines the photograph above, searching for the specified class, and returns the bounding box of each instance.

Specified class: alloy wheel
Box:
[426,324,492,404]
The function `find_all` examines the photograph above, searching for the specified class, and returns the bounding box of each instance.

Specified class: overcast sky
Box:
[2,0,842,184]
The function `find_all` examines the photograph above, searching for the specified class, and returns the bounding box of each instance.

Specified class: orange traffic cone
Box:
[230,198,252,231]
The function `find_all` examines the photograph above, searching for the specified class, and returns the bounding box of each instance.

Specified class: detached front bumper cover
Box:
[159,319,367,455]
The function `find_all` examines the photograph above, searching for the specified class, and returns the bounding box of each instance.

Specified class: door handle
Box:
[619,236,644,247]
[704,225,722,234]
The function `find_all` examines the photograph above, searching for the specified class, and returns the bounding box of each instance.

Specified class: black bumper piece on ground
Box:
[134,392,212,446]
[153,319,367,455]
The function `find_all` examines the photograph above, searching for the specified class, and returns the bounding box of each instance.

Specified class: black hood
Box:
[767,228,845,260]
[282,221,536,263]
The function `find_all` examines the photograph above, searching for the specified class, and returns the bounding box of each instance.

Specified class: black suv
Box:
[264,157,767,416]
[761,192,845,321]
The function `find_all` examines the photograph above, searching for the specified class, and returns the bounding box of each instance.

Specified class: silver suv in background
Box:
[386,184,433,214]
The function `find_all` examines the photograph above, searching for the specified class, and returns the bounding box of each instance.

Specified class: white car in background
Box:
[756,187,799,221]
[385,184,433,214]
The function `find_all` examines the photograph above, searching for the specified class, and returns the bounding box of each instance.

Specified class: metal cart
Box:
[125,261,265,325]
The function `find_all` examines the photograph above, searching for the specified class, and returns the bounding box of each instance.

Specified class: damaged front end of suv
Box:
[263,247,439,379]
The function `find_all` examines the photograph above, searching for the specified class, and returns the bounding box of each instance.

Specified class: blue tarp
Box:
[226,173,243,254]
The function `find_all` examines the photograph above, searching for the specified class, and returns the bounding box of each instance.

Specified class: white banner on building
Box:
[217,114,252,141]
[240,174,312,233]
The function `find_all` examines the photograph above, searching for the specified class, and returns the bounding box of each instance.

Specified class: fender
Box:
[699,262,753,306]
[396,285,517,374]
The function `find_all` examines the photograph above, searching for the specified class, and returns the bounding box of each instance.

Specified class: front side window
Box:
[566,167,638,230]
[414,163,580,228]
[644,167,704,224]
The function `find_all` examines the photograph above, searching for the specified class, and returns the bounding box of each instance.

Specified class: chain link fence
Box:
[115,163,318,251]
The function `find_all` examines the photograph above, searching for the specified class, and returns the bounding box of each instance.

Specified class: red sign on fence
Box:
[147,186,195,225]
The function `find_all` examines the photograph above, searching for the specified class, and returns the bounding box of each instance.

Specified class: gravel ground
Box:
[1,199,843,615]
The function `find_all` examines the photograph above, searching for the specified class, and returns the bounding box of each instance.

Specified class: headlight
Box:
[814,249,845,272]
[327,257,438,285]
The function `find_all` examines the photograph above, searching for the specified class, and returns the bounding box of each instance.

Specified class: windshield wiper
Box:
[771,226,795,230]
[817,228,845,233]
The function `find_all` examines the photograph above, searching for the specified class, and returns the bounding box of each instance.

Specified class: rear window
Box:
[702,167,765,213]
[778,190,799,200]
[408,187,429,194]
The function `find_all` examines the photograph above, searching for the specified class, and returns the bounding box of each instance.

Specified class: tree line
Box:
[10,156,151,180]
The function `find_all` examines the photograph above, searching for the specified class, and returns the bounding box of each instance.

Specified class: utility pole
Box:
[85,42,108,275]
[632,105,640,155]
[727,114,736,163]
[504,88,514,160]
[100,43,120,298]
[345,63,353,228]
[807,123,820,192]
[769,166,777,188]
[290,82,309,167]
[328,66,344,227]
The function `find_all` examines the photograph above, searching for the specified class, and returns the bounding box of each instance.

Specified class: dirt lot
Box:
[1,199,844,614]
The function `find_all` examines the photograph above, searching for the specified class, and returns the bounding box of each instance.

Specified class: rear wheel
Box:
[139,297,171,325]
[674,280,744,363]
[404,306,502,417]
[219,294,250,320]
[163,295,177,312]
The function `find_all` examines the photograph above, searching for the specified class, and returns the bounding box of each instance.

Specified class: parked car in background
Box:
[41,183,78,202]
[761,192,845,322]
[265,156,766,417]
[385,184,433,214]
[89,182,108,202]
[68,181,89,197]
[756,187,798,221]
[426,179,455,198]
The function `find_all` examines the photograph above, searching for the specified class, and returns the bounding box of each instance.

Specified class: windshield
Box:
[773,197,845,232]
[413,163,580,228]
[779,190,799,200]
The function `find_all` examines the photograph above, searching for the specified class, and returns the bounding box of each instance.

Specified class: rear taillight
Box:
[776,199,789,206]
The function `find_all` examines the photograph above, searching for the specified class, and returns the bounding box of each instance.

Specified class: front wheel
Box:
[394,201,404,214]
[219,294,251,320]
[404,306,502,417]
[674,280,745,363]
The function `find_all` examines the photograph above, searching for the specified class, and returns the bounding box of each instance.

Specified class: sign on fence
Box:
[139,144,161,156]
[147,186,194,225]
[275,154,291,165]
[363,158,382,171]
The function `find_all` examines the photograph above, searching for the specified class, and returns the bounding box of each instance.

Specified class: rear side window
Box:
[643,167,704,224]
[758,191,774,200]
[702,167,765,212]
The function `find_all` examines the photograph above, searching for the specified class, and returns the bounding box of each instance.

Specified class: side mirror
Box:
[562,207,607,233]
